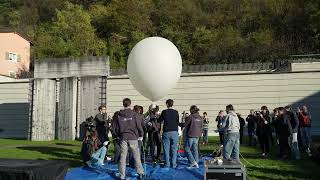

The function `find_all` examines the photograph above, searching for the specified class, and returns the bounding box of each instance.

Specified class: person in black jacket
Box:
[215,110,225,146]
[237,113,245,145]
[184,105,203,168]
[246,110,257,146]
[158,99,180,168]
[256,106,271,157]
[110,111,121,163]
[94,105,110,145]
[113,98,144,180]
[147,105,162,162]
[285,105,300,160]
[278,107,292,159]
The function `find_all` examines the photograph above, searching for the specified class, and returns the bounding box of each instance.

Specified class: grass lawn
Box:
[0,137,319,180]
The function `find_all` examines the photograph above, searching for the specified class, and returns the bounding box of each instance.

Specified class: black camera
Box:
[85,116,96,131]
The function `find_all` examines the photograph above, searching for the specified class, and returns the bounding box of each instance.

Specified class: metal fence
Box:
[109,58,320,76]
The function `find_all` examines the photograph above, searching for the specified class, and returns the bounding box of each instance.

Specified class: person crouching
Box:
[80,130,110,167]
[184,105,203,168]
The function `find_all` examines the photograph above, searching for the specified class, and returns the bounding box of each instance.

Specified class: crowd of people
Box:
[80,98,313,180]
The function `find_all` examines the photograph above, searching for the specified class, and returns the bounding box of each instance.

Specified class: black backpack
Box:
[80,139,94,163]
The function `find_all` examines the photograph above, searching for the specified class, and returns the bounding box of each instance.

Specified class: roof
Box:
[0,30,33,45]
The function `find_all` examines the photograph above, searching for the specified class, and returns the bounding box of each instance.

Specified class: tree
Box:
[33,2,106,59]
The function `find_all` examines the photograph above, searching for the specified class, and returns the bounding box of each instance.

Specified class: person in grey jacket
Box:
[184,105,203,168]
[222,104,240,162]
[113,98,144,180]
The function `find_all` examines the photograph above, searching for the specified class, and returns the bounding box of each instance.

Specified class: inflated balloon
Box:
[127,37,182,102]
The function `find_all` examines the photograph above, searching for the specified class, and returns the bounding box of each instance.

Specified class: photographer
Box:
[246,110,257,146]
[94,105,110,145]
[215,110,225,146]
[256,106,271,157]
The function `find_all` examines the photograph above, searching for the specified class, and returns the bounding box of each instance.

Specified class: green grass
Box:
[0,137,319,179]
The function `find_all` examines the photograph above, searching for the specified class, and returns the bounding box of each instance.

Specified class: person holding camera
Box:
[95,105,110,146]
[184,105,203,168]
[215,110,225,146]
[278,107,292,159]
[246,110,257,146]
[113,98,144,180]
[256,106,271,157]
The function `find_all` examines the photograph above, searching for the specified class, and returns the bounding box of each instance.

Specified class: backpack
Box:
[80,139,94,163]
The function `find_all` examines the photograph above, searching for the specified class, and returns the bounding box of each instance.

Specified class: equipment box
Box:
[204,160,246,180]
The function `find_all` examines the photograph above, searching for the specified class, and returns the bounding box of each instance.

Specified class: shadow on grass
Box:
[247,166,309,180]
[17,146,82,167]
[55,143,77,147]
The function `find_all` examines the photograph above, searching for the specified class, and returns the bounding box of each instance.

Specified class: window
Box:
[5,52,20,62]
[8,52,18,62]
[9,71,16,78]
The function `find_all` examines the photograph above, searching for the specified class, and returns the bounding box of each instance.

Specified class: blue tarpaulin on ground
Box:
[65,156,212,180]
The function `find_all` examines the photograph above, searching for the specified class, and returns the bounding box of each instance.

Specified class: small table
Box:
[204,159,246,180]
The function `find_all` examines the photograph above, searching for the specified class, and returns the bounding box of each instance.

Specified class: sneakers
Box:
[189,161,199,168]
[137,174,144,179]
[307,148,312,157]
[86,161,92,167]
[106,156,112,161]
[103,141,110,146]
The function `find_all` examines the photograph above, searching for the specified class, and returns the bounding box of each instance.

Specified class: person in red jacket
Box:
[298,105,312,156]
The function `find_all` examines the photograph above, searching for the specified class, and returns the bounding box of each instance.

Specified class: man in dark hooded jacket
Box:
[113,98,144,180]
[185,105,203,168]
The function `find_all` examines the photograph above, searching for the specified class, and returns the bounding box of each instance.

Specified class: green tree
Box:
[33,2,106,59]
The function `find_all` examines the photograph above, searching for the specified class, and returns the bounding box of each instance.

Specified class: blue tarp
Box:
[65,156,212,180]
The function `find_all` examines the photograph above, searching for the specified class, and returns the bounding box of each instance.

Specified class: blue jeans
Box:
[300,127,311,149]
[202,129,208,143]
[162,131,179,168]
[91,146,107,165]
[223,132,240,161]
[185,137,199,164]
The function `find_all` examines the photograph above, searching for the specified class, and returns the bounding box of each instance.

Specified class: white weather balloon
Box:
[127,37,182,102]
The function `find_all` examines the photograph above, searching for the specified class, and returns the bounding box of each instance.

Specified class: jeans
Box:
[119,140,144,179]
[202,129,208,143]
[290,132,300,160]
[91,146,107,165]
[149,131,161,161]
[113,139,121,163]
[300,127,311,149]
[162,131,179,168]
[185,137,199,164]
[129,140,143,167]
[223,132,240,161]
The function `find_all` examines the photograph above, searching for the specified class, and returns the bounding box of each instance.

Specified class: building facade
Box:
[0,32,31,77]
